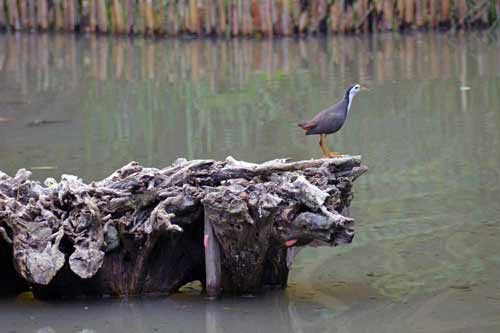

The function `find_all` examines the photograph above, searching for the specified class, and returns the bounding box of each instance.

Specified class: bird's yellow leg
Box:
[329,141,342,157]
[329,151,342,157]
[319,134,341,158]
[319,134,331,158]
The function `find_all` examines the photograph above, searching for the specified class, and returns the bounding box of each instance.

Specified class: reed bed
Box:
[0,0,498,37]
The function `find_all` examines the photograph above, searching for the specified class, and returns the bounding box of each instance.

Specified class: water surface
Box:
[1,32,500,332]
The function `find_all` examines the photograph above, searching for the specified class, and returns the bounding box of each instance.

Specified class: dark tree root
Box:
[0,156,367,299]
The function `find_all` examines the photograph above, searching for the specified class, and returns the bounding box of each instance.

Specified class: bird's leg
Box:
[319,134,331,158]
[329,140,342,157]
[329,151,342,157]
[319,134,341,158]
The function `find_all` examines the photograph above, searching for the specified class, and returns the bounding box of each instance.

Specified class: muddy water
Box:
[1,32,500,332]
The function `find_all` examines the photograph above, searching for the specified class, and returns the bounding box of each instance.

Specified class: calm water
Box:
[1,32,500,332]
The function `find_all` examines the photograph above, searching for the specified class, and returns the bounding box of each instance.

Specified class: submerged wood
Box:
[0,156,366,299]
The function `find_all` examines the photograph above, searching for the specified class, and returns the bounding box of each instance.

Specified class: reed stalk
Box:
[397,0,405,25]
[383,0,394,31]
[457,0,467,27]
[0,0,6,29]
[429,0,436,28]
[125,0,134,33]
[190,0,200,34]
[330,0,341,33]
[205,0,216,34]
[155,0,165,35]
[217,0,226,35]
[167,0,177,36]
[0,0,496,37]
[55,0,64,31]
[405,0,414,26]
[441,0,450,25]
[144,0,155,35]
[251,0,260,34]
[7,0,20,30]
[19,0,28,30]
[96,0,108,32]
[281,0,291,36]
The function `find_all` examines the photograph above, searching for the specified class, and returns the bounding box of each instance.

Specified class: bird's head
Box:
[346,84,361,100]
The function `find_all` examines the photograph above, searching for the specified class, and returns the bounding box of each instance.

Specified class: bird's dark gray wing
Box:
[306,110,345,135]
[300,99,347,135]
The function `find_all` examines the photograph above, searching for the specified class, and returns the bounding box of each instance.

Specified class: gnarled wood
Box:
[0,156,366,299]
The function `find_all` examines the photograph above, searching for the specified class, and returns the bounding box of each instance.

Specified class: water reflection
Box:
[1,292,335,333]
[2,284,498,333]
[1,32,500,332]
[1,33,499,181]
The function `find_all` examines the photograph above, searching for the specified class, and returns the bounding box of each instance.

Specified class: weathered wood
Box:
[0,156,366,299]
[204,214,222,298]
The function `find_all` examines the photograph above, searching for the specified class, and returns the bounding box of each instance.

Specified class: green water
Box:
[1,32,500,332]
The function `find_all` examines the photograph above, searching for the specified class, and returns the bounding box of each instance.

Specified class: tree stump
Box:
[0,156,367,299]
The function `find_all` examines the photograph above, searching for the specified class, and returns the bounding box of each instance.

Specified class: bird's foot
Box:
[329,152,342,158]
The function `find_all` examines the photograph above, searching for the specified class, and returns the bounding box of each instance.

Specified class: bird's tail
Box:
[298,122,313,132]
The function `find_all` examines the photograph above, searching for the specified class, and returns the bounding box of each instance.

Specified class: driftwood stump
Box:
[0,156,367,299]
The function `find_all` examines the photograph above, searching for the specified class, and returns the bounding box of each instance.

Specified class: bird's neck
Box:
[345,95,353,115]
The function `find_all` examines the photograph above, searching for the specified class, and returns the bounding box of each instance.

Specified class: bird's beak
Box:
[360,86,370,91]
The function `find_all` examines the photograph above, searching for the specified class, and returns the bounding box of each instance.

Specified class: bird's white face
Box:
[349,84,361,99]
[346,84,361,114]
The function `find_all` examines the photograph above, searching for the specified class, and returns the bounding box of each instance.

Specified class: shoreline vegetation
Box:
[0,1,498,38]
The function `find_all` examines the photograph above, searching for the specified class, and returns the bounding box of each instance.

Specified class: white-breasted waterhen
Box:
[298,84,363,158]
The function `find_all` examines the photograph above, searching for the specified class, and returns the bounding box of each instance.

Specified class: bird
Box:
[298,84,362,158]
